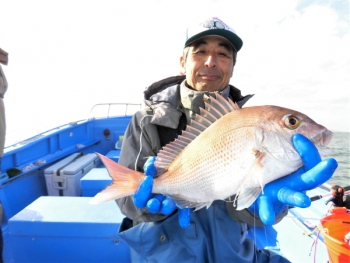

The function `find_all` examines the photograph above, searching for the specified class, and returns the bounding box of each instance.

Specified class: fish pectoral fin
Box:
[169,195,212,211]
[195,202,213,211]
[235,187,261,210]
[232,152,264,210]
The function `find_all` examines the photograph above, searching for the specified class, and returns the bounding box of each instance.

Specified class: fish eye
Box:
[283,114,301,130]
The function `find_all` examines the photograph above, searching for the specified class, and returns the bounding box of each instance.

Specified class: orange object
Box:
[331,207,348,214]
[320,212,350,263]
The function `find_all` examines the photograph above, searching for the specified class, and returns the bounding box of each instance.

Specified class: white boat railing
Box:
[88,103,142,119]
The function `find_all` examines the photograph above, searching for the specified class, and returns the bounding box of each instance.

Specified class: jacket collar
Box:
[180,81,231,122]
[144,76,253,129]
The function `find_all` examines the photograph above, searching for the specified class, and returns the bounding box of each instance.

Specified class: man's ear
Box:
[180,56,186,75]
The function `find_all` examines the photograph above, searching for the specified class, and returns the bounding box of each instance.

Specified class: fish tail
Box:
[90,153,145,204]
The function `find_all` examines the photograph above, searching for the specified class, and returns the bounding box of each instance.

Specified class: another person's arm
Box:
[0,64,8,157]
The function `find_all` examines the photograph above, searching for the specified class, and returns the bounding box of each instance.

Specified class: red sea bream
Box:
[90,93,332,210]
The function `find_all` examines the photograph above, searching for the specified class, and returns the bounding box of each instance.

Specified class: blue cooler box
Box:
[80,168,113,197]
[8,196,131,263]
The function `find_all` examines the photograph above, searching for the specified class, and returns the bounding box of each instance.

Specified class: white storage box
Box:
[44,153,100,196]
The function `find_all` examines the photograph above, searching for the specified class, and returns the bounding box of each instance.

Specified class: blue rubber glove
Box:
[249,134,338,225]
[133,156,191,228]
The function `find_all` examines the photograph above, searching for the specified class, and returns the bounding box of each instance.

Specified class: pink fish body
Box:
[91,93,332,210]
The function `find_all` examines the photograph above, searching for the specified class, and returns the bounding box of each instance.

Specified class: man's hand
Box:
[133,156,191,228]
[249,134,338,225]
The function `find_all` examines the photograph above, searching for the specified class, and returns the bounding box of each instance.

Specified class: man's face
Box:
[180,36,235,92]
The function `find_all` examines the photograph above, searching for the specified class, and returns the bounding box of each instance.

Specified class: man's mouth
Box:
[199,74,220,80]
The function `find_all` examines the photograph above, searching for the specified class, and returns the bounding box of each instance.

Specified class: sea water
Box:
[3,128,350,187]
[326,132,350,187]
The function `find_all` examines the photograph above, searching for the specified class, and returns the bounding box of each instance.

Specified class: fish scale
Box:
[91,93,333,211]
[152,113,259,205]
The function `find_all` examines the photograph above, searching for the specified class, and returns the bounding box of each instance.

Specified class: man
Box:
[116,17,337,262]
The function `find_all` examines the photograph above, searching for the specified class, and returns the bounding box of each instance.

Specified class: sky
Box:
[0,0,349,146]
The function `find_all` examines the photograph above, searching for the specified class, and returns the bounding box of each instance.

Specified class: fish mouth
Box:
[310,129,333,157]
[311,129,333,148]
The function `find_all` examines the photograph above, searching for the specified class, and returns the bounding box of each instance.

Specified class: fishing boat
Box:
[0,103,349,263]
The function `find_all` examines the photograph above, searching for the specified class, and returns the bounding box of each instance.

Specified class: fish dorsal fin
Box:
[155,93,239,175]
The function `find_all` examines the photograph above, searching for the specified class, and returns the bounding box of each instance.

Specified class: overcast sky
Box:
[0,0,349,145]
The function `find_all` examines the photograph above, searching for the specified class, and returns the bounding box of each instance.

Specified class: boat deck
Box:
[0,114,348,262]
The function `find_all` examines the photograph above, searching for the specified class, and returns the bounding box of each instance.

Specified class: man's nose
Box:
[204,54,217,68]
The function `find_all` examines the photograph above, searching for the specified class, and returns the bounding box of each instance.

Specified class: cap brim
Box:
[185,29,243,51]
